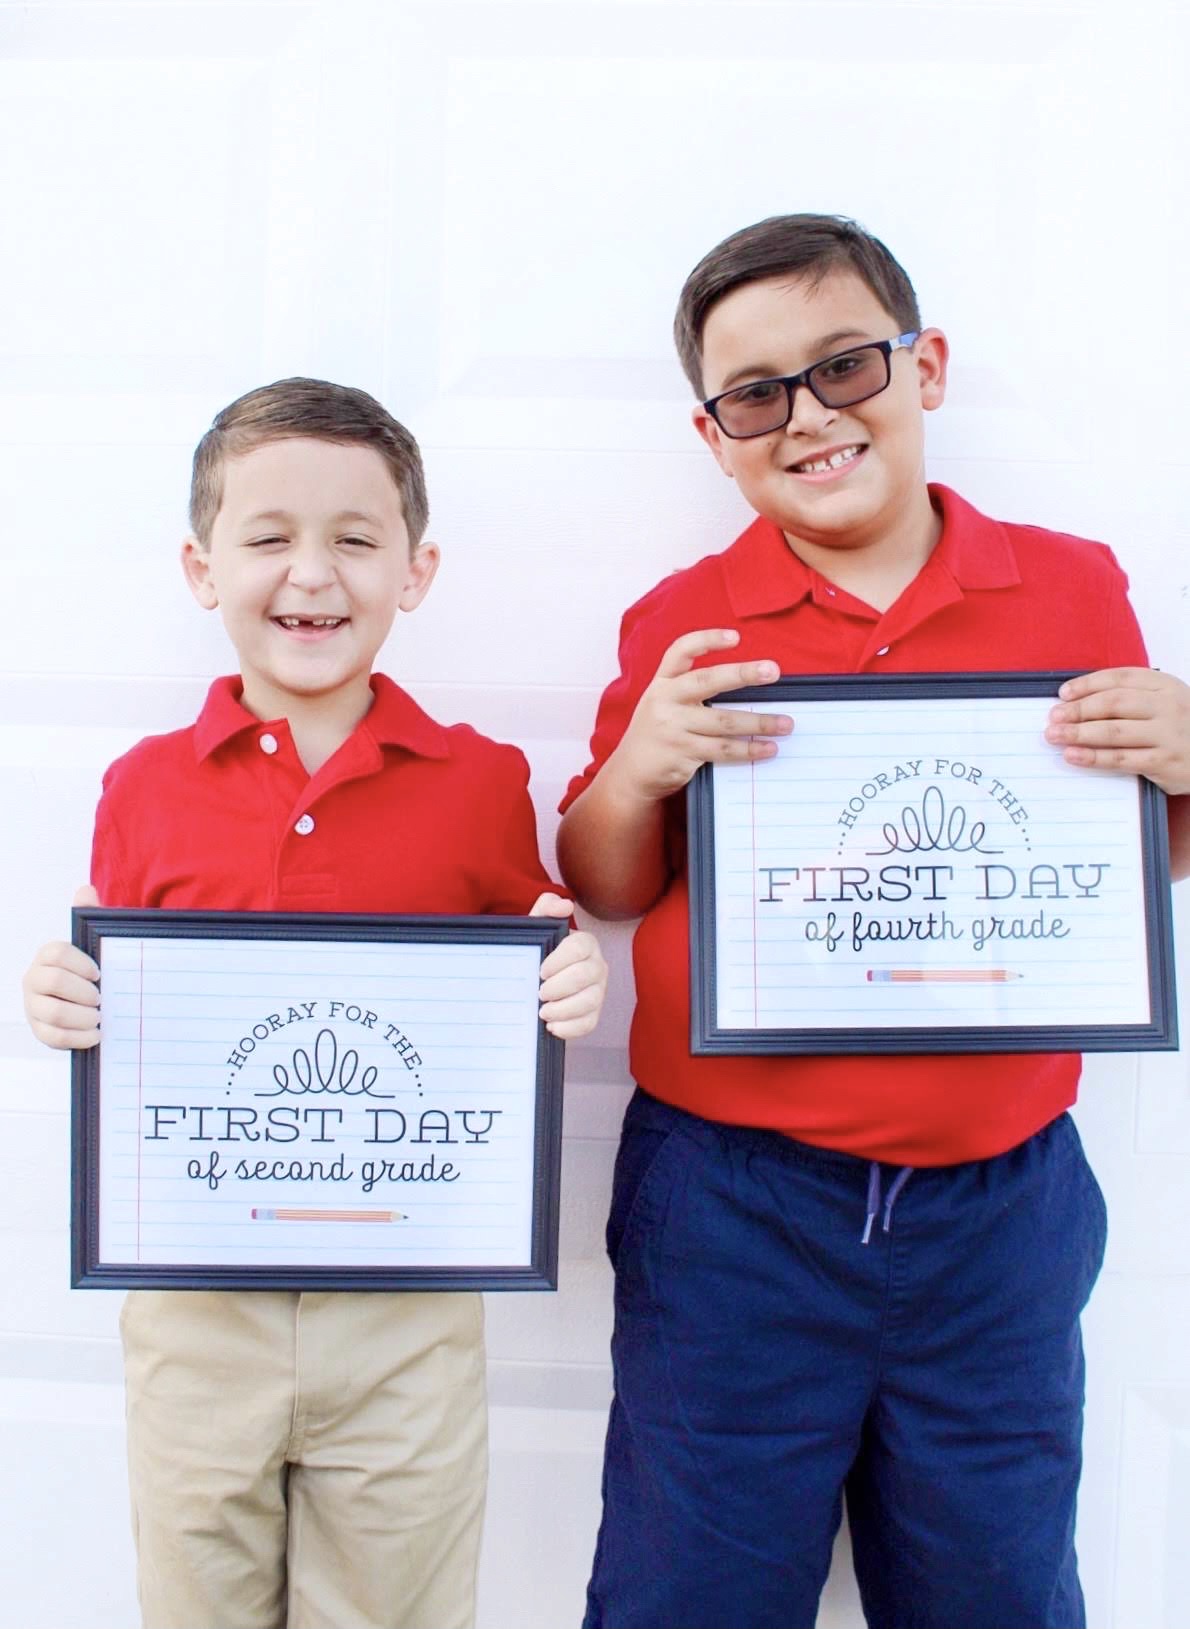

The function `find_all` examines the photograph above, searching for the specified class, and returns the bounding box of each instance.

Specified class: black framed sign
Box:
[71,908,566,1290]
[688,673,1178,1055]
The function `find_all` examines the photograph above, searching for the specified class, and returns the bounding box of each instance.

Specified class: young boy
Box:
[22,377,608,1629]
[557,215,1190,1629]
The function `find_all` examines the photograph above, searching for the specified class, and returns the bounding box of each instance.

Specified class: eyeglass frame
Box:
[701,331,921,440]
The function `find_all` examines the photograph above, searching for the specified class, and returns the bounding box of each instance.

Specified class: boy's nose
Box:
[784,383,839,438]
[286,544,338,588]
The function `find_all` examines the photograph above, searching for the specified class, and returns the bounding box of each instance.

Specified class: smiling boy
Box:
[22,378,608,1629]
[557,216,1189,1629]
[182,433,427,775]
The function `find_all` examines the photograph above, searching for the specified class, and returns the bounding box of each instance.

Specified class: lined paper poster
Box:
[701,687,1175,1047]
[86,927,556,1277]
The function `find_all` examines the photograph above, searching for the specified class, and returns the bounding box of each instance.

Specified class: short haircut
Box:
[673,214,922,398]
[189,377,430,547]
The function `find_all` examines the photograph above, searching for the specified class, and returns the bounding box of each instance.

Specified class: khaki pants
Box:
[120,1289,487,1629]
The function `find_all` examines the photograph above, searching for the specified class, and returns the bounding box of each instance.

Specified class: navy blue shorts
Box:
[583,1089,1107,1629]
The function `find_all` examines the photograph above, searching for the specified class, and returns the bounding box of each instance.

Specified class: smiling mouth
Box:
[273,615,346,630]
[789,444,865,475]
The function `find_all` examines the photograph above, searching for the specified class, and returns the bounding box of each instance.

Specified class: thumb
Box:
[528,891,574,919]
[72,884,101,908]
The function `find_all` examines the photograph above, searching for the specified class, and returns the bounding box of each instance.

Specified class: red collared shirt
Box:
[561,485,1149,1165]
[93,673,553,916]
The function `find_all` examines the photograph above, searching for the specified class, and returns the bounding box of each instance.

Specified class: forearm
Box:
[1168,793,1190,882]
[556,759,671,920]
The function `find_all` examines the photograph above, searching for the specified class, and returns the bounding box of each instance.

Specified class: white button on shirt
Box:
[294,814,315,836]
[259,733,278,755]
[876,646,890,656]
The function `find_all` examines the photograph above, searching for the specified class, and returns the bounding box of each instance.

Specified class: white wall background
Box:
[1,1,1187,1624]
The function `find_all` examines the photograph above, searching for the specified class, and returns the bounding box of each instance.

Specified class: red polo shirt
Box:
[561,485,1149,1164]
[92,673,553,916]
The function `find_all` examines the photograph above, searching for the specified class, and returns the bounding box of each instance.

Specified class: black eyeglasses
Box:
[703,332,919,439]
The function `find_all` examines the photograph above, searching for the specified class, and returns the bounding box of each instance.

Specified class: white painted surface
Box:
[1,1,1186,1624]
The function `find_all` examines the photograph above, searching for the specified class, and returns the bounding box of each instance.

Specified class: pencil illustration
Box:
[250,1208,407,1222]
[866,969,1022,983]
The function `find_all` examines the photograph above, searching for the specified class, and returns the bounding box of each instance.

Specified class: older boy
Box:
[22,377,607,1629]
[558,215,1189,1628]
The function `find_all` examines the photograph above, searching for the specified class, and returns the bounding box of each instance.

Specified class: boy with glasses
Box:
[557,214,1189,1629]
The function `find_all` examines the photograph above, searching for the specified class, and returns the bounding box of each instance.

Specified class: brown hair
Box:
[673,214,921,398]
[189,377,429,546]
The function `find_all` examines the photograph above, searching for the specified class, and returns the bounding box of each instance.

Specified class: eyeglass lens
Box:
[714,344,891,437]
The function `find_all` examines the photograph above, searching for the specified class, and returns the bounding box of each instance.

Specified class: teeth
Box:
[795,446,861,474]
[277,616,343,628]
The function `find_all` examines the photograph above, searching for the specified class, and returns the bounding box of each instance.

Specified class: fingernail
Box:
[758,661,778,679]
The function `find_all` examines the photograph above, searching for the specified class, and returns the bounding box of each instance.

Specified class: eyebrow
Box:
[717,328,876,393]
[242,509,385,528]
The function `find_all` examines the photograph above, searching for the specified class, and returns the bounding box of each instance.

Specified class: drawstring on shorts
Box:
[861,1162,913,1244]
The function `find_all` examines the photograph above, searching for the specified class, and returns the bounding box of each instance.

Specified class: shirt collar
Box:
[926,483,1021,591]
[722,515,815,619]
[193,672,451,763]
[722,482,1020,619]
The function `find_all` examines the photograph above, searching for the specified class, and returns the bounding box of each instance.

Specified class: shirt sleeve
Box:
[89,765,136,908]
[1101,548,1150,667]
[480,743,559,914]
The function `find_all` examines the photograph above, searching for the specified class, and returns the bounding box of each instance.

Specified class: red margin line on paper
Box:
[136,939,144,1263]
[751,758,759,1027]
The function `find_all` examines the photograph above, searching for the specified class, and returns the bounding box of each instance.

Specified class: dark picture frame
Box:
[688,673,1178,1056]
[71,908,567,1291]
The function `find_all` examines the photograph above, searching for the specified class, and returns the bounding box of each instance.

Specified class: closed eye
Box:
[338,535,378,549]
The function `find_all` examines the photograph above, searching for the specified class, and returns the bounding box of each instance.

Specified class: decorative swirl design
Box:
[865,784,1003,857]
[255,1027,393,1098]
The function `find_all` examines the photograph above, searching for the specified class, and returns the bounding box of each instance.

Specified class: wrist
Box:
[602,743,672,816]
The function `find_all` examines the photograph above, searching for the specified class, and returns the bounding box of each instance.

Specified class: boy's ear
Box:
[690,405,736,478]
[915,327,949,412]
[399,541,440,612]
[180,536,219,609]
